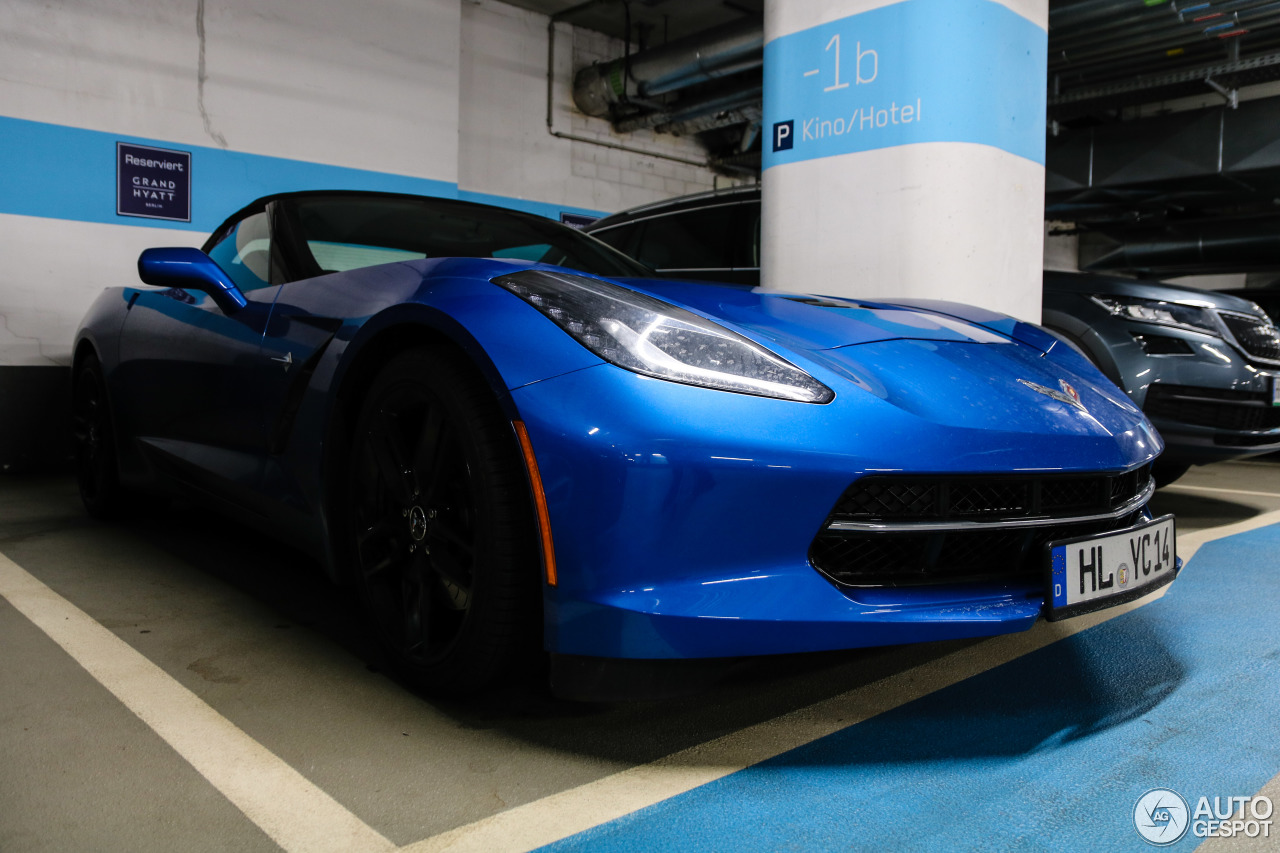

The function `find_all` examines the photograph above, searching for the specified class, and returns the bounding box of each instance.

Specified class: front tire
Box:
[347,348,539,695]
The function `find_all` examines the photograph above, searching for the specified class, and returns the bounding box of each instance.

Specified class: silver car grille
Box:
[1218,310,1280,365]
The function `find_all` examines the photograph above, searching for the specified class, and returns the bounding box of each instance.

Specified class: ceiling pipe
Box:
[1082,217,1280,275]
[573,17,762,117]
[1051,6,1280,72]
[1050,0,1186,33]
[1051,0,1274,51]
[543,0,710,169]
[1048,49,1280,106]
[612,75,762,133]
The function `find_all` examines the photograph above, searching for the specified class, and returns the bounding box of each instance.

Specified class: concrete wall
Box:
[0,0,732,467]
[1043,222,1079,272]
[458,0,730,215]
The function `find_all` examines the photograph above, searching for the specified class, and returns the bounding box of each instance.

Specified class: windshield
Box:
[281,194,652,279]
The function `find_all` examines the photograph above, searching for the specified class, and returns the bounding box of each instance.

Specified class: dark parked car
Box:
[587,189,1280,483]
[1218,279,1280,326]
[1042,272,1280,483]
[585,185,761,286]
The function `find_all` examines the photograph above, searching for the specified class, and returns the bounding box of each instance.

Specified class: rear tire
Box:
[347,347,540,695]
[72,354,124,519]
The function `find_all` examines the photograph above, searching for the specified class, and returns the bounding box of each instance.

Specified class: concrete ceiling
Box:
[501,0,761,44]
[518,0,1280,274]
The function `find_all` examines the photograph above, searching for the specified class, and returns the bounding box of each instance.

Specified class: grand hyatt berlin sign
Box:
[117,142,191,222]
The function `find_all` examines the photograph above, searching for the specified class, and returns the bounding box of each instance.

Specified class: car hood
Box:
[618,277,1055,353]
[615,276,1149,442]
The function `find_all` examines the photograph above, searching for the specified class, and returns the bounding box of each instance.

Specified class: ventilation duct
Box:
[573,18,762,118]
[612,75,762,134]
[1082,217,1280,276]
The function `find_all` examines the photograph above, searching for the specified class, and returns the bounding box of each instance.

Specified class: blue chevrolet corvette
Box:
[73,191,1177,697]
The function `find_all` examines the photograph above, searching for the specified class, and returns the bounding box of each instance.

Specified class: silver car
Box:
[1043,272,1280,483]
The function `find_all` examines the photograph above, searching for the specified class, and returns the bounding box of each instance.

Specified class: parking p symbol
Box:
[773,120,794,152]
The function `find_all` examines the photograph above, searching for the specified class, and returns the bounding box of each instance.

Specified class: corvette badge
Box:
[1019,378,1088,412]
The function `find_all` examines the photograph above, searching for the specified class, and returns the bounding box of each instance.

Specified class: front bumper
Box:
[1067,312,1280,461]
[1143,382,1280,459]
[511,347,1161,660]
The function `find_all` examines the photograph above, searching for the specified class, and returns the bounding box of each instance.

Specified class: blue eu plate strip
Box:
[763,0,1047,170]
[538,524,1280,852]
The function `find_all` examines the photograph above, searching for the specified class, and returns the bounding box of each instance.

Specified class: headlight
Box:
[493,270,834,403]
[1089,294,1220,336]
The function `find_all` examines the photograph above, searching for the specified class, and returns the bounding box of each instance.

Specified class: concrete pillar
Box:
[761,0,1048,322]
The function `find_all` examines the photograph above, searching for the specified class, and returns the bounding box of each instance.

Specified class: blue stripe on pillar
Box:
[764,0,1048,169]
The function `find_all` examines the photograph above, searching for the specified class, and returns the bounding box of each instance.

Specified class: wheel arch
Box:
[72,336,99,374]
[1042,313,1125,389]
[319,305,522,585]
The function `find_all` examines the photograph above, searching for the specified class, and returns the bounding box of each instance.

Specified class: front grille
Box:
[1144,383,1280,432]
[811,512,1146,587]
[812,468,1151,588]
[827,468,1150,525]
[1219,311,1280,363]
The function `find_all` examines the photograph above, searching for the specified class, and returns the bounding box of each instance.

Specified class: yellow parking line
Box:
[0,552,396,853]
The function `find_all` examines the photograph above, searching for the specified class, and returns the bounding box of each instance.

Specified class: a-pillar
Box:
[761,0,1048,322]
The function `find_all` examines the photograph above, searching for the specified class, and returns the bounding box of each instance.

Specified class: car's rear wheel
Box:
[72,353,123,519]
[348,347,539,695]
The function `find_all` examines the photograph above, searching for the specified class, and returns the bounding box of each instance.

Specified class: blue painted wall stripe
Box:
[537,524,1280,851]
[763,0,1048,170]
[0,115,603,232]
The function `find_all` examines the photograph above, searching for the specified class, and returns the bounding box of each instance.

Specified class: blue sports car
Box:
[73,191,1177,698]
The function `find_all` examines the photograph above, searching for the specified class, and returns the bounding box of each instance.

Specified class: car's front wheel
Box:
[347,347,540,695]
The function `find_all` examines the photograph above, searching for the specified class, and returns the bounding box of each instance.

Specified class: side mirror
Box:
[137,247,248,314]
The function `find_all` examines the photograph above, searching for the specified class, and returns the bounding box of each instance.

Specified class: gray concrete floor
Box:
[1,457,1277,852]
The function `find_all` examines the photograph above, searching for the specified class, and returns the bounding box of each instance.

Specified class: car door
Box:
[115,205,278,498]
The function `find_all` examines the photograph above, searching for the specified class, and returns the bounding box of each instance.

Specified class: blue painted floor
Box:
[541,525,1280,852]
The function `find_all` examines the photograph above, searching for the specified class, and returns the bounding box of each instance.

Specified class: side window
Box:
[206,212,272,292]
[306,242,425,272]
[589,223,642,258]
[633,206,739,271]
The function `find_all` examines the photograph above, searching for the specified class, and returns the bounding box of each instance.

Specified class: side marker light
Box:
[513,421,557,586]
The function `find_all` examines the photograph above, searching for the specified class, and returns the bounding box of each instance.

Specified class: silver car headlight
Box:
[493,270,834,403]
[1090,294,1220,335]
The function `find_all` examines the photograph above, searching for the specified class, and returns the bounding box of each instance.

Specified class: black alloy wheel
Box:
[348,347,538,694]
[72,354,123,518]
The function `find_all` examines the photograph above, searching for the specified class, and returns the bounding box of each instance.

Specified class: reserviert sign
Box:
[117,142,191,222]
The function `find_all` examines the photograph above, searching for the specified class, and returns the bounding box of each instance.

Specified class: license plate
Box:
[1046,514,1177,620]
[1272,375,1279,406]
